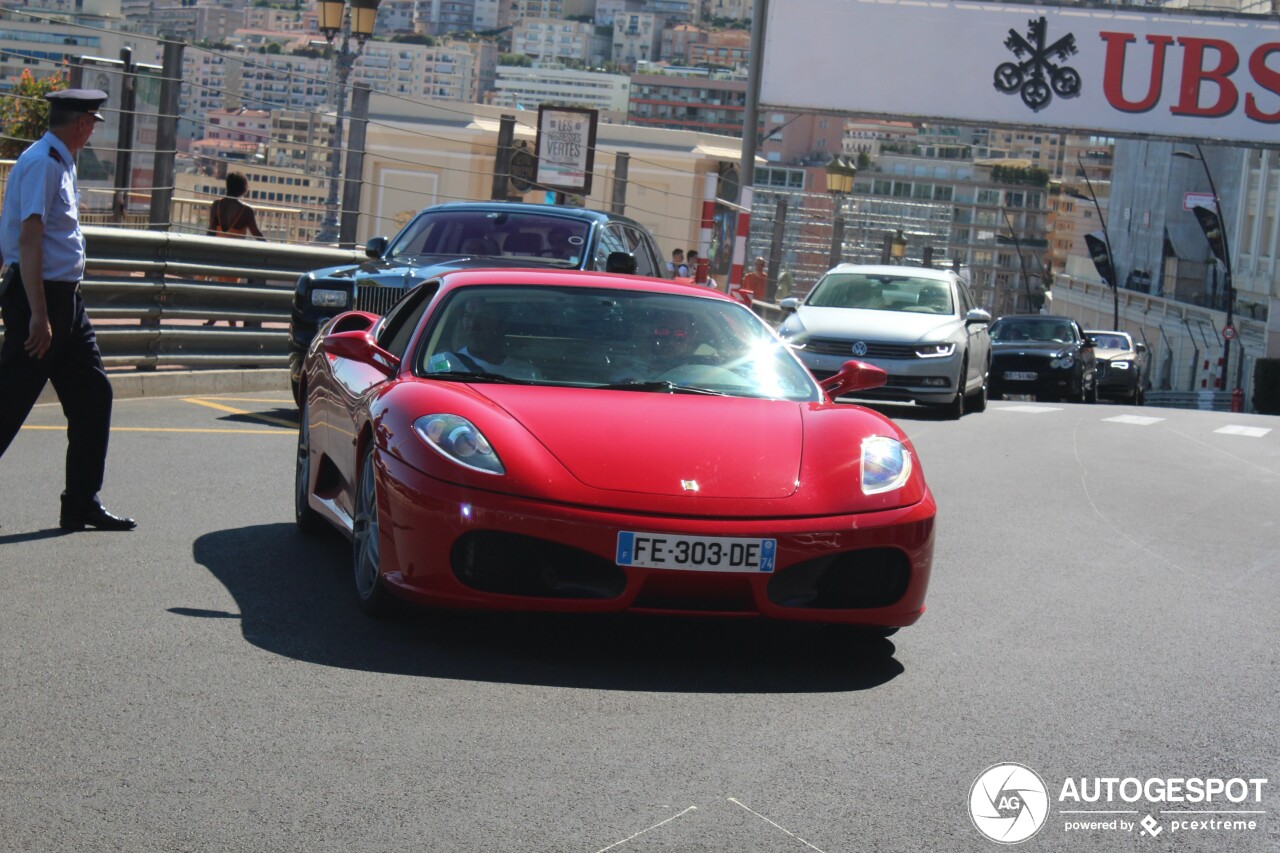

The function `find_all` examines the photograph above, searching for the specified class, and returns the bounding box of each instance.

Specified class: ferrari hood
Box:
[792,306,958,342]
[489,389,803,499]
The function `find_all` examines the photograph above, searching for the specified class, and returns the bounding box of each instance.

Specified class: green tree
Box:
[0,68,68,158]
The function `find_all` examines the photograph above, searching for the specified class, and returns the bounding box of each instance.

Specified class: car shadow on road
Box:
[189,523,905,694]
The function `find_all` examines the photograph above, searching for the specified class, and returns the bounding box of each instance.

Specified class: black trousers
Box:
[0,268,113,510]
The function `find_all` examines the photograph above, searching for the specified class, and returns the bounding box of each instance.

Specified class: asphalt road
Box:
[1,391,1276,852]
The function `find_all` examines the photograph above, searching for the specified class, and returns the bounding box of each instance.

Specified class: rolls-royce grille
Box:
[805,338,918,359]
[355,284,405,316]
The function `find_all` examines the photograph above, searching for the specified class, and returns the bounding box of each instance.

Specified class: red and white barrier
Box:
[727,186,753,304]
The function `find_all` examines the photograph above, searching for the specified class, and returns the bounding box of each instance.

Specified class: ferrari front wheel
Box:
[352,443,391,616]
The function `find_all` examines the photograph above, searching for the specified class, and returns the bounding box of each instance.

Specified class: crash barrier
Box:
[36,227,363,370]
[0,226,787,369]
[1145,390,1233,411]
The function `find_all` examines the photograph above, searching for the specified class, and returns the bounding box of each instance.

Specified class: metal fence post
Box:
[766,195,787,302]
[610,152,629,215]
[339,83,370,248]
[148,39,184,232]
[491,115,515,201]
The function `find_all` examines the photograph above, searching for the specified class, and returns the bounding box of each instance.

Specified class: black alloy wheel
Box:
[352,442,392,616]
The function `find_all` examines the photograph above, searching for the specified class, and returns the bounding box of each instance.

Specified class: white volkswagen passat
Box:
[778,264,992,418]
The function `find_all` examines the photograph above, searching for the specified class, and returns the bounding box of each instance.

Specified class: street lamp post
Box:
[824,155,856,268]
[316,0,380,246]
[1173,145,1234,392]
[1076,155,1119,329]
[890,229,906,264]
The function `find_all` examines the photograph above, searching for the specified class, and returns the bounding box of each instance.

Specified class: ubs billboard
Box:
[761,0,1280,146]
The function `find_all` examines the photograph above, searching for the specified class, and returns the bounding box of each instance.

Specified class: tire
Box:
[352,443,392,616]
[1084,376,1098,404]
[965,358,989,413]
[937,389,964,420]
[1133,385,1145,406]
[294,397,326,535]
[937,358,967,419]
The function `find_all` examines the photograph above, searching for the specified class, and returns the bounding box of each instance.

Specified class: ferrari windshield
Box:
[807,272,954,315]
[388,210,590,265]
[416,285,822,402]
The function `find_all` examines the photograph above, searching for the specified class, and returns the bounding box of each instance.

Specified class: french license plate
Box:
[616,532,777,573]
[1004,371,1037,381]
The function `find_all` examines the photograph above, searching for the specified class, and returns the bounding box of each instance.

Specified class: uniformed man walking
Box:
[0,89,135,531]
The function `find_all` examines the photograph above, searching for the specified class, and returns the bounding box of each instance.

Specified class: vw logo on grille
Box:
[851,341,868,357]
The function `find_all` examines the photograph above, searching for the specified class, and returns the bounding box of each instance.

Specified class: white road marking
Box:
[995,405,1062,413]
[728,798,828,852]
[595,806,698,852]
[1103,415,1165,426]
[1215,425,1272,438]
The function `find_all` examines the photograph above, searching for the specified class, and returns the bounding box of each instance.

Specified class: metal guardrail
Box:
[1145,390,1232,411]
[18,227,366,370]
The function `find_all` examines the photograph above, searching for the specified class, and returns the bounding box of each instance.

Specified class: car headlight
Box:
[914,342,956,358]
[1050,353,1075,369]
[413,414,504,475]
[310,287,349,308]
[861,436,912,495]
[1109,360,1132,370]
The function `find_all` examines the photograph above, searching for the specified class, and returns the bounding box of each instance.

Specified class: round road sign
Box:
[1223,325,1237,341]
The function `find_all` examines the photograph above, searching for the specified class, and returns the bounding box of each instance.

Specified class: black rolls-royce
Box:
[289,202,667,402]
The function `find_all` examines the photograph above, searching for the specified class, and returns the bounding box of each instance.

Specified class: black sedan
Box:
[988,315,1098,403]
[289,202,667,402]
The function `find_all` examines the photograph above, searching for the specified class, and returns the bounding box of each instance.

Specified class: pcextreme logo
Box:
[969,764,1270,844]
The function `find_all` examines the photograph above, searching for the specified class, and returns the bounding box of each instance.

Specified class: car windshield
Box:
[991,319,1077,343]
[1090,333,1131,349]
[416,285,822,402]
[806,272,954,315]
[388,210,590,266]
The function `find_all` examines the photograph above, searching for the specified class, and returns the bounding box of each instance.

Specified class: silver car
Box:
[778,264,992,418]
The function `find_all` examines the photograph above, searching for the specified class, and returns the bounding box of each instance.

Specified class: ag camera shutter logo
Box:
[969,763,1050,844]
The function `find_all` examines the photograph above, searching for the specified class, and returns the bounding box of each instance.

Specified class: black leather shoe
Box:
[60,504,137,532]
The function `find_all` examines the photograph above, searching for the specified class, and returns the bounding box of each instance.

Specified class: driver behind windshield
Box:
[427,298,542,380]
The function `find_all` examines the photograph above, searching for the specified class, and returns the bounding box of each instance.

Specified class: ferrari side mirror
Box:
[818,359,888,399]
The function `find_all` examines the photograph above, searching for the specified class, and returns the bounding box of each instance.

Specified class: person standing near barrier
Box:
[205,171,265,327]
[0,89,135,532]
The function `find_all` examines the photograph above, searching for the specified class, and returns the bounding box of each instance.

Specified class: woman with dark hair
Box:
[205,172,265,326]
[208,172,264,241]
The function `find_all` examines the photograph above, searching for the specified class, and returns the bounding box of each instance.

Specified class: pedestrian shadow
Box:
[187,523,905,694]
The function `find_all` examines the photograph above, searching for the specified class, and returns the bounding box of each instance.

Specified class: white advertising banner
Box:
[761,0,1280,146]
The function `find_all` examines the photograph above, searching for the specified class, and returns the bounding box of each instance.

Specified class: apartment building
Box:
[687,27,748,68]
[512,17,608,64]
[658,23,706,64]
[612,12,661,70]
[490,63,630,115]
[704,0,751,20]
[628,70,746,136]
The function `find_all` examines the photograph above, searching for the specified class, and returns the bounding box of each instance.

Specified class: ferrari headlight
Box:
[861,436,912,495]
[914,342,956,358]
[1050,353,1075,369]
[413,414,504,475]
[310,288,349,308]
[1109,359,1132,370]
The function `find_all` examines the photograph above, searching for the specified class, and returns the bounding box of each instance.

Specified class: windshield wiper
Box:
[426,371,535,385]
[598,380,727,396]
